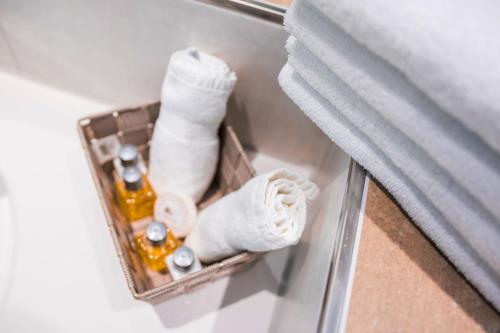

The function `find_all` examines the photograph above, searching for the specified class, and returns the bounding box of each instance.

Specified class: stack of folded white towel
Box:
[149,47,318,261]
[279,0,500,310]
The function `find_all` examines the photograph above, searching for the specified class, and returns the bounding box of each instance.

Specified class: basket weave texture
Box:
[77,102,262,300]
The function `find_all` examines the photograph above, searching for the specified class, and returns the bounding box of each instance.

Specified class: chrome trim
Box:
[225,0,286,14]
[318,161,367,333]
[196,0,286,23]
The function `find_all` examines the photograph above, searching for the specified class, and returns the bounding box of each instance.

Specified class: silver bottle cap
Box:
[173,246,195,271]
[146,221,167,246]
[119,144,139,167]
[122,166,143,191]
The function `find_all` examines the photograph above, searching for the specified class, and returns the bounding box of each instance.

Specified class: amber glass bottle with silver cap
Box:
[166,246,202,280]
[134,221,181,272]
[115,166,156,222]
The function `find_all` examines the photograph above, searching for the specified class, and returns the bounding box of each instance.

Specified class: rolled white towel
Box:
[149,47,237,201]
[185,168,319,263]
[150,122,219,200]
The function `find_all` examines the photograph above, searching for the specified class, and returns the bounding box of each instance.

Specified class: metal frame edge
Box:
[318,160,367,333]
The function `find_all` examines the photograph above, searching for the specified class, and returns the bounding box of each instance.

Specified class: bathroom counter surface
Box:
[0,72,282,333]
[3,68,497,333]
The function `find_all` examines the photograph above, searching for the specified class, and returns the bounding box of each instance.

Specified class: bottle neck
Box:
[121,157,138,168]
[147,237,166,247]
[124,177,144,191]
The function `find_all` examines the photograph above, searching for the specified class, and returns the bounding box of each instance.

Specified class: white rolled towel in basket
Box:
[149,47,237,202]
[185,168,319,263]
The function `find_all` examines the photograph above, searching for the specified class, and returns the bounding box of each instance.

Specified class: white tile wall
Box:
[0,0,331,167]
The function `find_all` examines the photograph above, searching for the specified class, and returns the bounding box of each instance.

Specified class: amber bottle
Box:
[135,221,181,272]
[116,166,156,222]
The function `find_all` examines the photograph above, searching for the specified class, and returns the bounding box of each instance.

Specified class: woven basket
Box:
[77,102,262,300]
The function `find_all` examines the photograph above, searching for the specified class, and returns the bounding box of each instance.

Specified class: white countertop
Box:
[0,72,283,333]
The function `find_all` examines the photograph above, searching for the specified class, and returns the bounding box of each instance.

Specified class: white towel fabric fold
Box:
[149,47,237,202]
[308,0,500,155]
[154,192,197,238]
[150,121,219,201]
[185,169,319,263]
[279,0,500,310]
[285,7,500,222]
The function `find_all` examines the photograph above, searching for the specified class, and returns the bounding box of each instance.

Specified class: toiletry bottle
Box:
[116,166,156,222]
[166,246,202,280]
[113,143,147,177]
[135,221,181,272]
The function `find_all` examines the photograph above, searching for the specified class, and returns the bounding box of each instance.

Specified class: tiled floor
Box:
[264,0,291,6]
[347,180,500,332]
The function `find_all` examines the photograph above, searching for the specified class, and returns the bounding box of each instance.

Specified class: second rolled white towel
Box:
[149,47,237,202]
[185,168,319,263]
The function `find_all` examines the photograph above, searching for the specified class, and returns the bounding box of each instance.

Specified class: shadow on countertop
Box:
[150,254,282,329]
